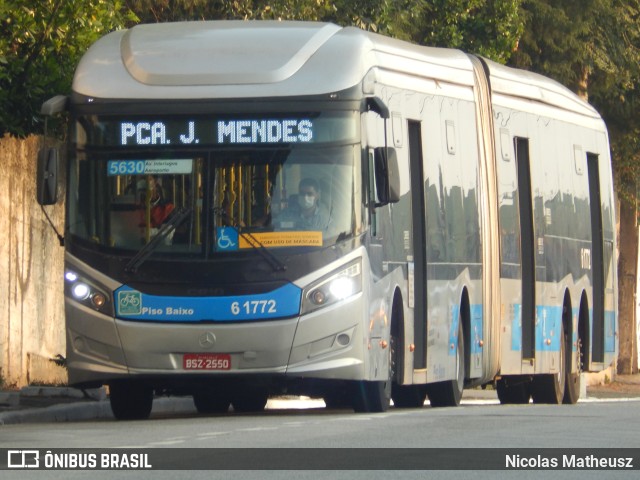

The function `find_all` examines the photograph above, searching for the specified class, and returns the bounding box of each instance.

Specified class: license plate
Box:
[183,353,231,370]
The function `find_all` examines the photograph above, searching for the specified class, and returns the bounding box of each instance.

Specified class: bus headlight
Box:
[65,269,113,315]
[301,260,362,314]
[71,283,91,300]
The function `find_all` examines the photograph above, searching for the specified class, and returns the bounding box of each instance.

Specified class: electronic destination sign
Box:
[78,112,358,147]
[121,119,313,146]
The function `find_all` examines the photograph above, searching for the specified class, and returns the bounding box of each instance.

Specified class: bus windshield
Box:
[68,112,360,258]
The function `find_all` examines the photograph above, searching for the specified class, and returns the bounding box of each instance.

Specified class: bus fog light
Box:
[311,290,327,305]
[336,333,350,346]
[72,283,91,300]
[73,337,86,352]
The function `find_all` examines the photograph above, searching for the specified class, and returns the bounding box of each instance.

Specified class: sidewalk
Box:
[1,375,639,425]
[582,373,640,399]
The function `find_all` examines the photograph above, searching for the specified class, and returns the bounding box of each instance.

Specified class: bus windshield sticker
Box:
[215,229,322,251]
[216,227,239,251]
[107,159,193,176]
[238,231,322,249]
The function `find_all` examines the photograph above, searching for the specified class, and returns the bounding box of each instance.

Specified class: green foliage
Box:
[331,0,524,63]
[0,0,134,137]
[510,0,640,203]
[0,0,524,137]
[122,0,338,23]
[123,1,524,63]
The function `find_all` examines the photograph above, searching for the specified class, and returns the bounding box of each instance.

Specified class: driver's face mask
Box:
[298,192,316,210]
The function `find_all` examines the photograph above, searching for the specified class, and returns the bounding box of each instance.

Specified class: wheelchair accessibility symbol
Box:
[216,227,238,251]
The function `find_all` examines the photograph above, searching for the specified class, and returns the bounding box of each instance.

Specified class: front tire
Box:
[351,379,391,413]
[323,385,352,409]
[109,382,153,420]
[231,388,269,413]
[193,389,231,414]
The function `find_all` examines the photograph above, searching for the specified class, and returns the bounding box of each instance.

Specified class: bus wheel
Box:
[193,389,231,414]
[352,335,393,413]
[390,325,427,408]
[427,322,464,407]
[109,382,153,420]
[392,384,427,408]
[496,377,531,404]
[563,335,581,405]
[323,385,352,409]
[531,322,566,404]
[351,379,391,413]
[231,388,269,413]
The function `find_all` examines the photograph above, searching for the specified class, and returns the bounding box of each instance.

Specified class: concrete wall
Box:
[0,134,66,387]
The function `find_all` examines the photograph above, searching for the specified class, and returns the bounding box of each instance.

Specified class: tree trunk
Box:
[617,199,639,374]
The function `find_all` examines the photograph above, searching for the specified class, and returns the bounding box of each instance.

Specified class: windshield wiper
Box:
[124,207,192,273]
[212,207,286,272]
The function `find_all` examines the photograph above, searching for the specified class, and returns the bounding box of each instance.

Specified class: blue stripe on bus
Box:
[605,311,616,353]
[114,283,302,322]
[511,305,561,352]
[449,304,483,356]
[510,304,617,353]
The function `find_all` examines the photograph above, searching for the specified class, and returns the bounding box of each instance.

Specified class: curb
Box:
[20,386,107,401]
[0,397,197,425]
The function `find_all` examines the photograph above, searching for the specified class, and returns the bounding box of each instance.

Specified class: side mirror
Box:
[365,97,390,119]
[373,147,401,205]
[37,147,59,205]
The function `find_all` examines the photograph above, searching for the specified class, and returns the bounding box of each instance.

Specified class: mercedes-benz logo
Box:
[198,332,216,349]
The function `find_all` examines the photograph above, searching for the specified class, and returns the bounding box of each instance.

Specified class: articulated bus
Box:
[37,21,617,419]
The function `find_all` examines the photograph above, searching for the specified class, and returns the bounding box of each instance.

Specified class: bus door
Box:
[408,120,428,370]
[587,153,605,364]
[514,137,536,361]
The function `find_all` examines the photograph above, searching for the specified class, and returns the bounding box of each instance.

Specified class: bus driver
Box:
[278,177,331,231]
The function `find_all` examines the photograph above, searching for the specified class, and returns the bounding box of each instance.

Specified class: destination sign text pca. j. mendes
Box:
[120,119,314,146]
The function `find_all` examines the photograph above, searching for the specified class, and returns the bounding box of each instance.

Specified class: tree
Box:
[123,1,524,63]
[0,0,134,137]
[1,1,526,137]
[122,0,337,23]
[510,0,640,374]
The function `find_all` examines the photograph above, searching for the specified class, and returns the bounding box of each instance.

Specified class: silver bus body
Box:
[52,21,616,417]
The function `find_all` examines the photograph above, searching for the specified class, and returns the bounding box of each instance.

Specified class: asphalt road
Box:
[1,396,639,480]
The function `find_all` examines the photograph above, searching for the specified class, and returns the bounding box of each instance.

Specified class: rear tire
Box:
[531,321,566,404]
[563,332,581,404]
[563,370,581,405]
[392,384,427,408]
[496,377,531,404]
[109,382,153,420]
[427,322,464,407]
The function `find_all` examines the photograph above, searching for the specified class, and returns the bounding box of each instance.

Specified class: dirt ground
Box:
[586,374,640,398]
